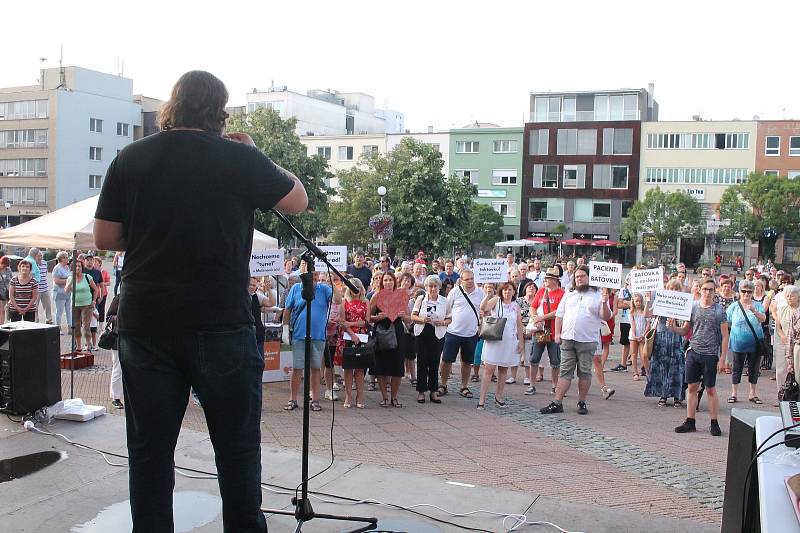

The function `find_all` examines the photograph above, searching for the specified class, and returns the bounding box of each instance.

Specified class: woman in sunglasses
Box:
[726,280,766,404]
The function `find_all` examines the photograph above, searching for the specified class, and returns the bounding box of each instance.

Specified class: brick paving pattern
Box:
[57,332,778,528]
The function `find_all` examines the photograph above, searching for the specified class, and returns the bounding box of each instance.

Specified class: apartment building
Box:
[755,120,800,263]
[522,87,657,261]
[300,133,387,191]
[0,67,141,223]
[639,120,758,265]
[449,124,523,240]
[246,87,403,137]
[386,129,450,179]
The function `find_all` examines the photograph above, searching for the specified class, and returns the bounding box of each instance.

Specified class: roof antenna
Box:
[57,44,65,89]
[39,57,47,90]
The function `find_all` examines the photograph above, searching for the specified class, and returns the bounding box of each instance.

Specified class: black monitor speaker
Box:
[0,322,61,416]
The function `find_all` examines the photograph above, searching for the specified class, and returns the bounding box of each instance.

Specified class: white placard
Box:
[473,259,509,284]
[588,261,623,289]
[250,249,284,276]
[343,332,369,343]
[628,267,664,293]
[651,289,694,320]
[314,246,347,272]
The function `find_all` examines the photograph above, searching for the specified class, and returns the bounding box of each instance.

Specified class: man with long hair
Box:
[94,70,307,532]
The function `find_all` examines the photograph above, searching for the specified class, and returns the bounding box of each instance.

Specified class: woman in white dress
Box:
[477,282,524,409]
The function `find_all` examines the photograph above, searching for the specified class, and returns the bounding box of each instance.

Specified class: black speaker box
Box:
[0,322,61,416]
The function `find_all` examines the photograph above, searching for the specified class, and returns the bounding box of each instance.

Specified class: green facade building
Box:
[449,125,523,239]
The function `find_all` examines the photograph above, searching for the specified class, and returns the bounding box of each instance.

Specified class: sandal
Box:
[283,400,298,411]
[673,400,683,408]
[343,401,352,408]
[410,379,417,386]
[429,393,442,404]
[749,396,763,404]
[356,403,366,409]
[437,385,448,396]
[494,397,507,407]
[417,395,425,404]
[367,383,376,392]
[310,400,322,412]
[657,397,667,407]
[391,398,403,408]
[379,399,389,408]
[476,403,485,410]
[727,396,737,403]
[470,375,479,383]
[459,387,474,398]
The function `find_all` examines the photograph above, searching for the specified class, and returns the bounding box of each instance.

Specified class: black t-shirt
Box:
[95,129,295,333]
[251,294,265,343]
[86,267,103,287]
[346,264,372,289]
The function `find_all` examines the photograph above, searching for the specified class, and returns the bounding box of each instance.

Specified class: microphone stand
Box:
[261,209,377,533]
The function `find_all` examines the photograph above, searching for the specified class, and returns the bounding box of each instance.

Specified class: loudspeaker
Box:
[721,408,768,533]
[0,322,60,416]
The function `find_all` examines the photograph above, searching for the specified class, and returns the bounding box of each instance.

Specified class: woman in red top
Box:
[342,278,369,408]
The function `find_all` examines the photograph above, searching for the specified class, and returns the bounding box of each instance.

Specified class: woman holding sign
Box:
[645,280,686,407]
[369,272,407,407]
[477,282,524,409]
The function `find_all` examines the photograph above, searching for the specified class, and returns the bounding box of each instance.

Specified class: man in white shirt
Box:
[541,265,612,415]
[440,270,484,398]
[527,258,546,288]
[561,260,575,291]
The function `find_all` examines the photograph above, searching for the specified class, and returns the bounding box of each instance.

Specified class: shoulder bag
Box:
[737,301,769,361]
[479,299,507,341]
[643,317,658,360]
[534,290,552,344]
[780,371,800,402]
[342,325,376,369]
[374,319,398,351]
[98,316,118,350]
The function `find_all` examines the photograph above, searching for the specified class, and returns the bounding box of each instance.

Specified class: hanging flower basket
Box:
[369,213,393,240]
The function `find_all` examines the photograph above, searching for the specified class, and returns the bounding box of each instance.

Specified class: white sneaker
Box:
[324,390,338,401]
[332,383,340,391]
[505,377,516,384]
[523,378,531,385]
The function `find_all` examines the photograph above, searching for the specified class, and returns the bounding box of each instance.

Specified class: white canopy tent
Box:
[0,195,279,250]
[494,239,531,247]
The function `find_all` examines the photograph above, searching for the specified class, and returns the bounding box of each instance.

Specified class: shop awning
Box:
[524,237,549,244]
[590,239,620,247]
[560,238,590,246]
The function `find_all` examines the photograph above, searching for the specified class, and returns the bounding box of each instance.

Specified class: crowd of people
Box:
[261,250,798,437]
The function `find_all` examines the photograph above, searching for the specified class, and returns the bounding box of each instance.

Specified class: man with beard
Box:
[540,265,612,415]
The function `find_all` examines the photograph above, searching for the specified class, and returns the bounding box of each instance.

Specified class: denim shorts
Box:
[442,332,479,364]
[685,349,719,388]
[292,340,325,369]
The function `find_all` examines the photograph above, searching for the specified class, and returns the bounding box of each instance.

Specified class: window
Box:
[317,146,331,160]
[574,199,594,222]
[0,100,48,120]
[764,170,779,177]
[337,146,354,161]
[89,118,103,133]
[593,202,611,220]
[362,145,379,156]
[493,140,518,153]
[593,94,638,121]
[529,129,549,155]
[621,200,634,218]
[0,187,47,205]
[766,136,780,156]
[594,95,608,121]
[89,175,102,189]
[611,166,629,189]
[492,169,517,185]
[89,147,102,161]
[455,169,479,184]
[429,143,440,152]
[116,122,130,136]
[456,141,479,153]
[645,167,748,184]
[788,171,800,179]
[603,128,633,155]
[491,201,516,218]
[562,164,586,189]
[556,129,576,155]
[725,133,749,149]
[529,198,564,221]
[790,137,800,156]
[0,158,47,177]
[647,133,692,149]
[533,97,562,122]
[533,164,558,188]
[692,133,712,149]
[562,98,576,121]
[593,164,611,188]
[0,129,48,149]
[577,129,597,155]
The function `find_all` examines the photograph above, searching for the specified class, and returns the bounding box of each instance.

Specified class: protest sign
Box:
[250,249,284,276]
[473,259,508,284]
[588,261,622,289]
[314,246,347,272]
[651,289,693,320]
[629,267,664,293]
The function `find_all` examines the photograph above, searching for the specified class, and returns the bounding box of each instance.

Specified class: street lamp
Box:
[4,202,10,229]
[377,186,387,256]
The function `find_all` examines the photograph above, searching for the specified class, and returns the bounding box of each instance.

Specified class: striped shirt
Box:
[11,276,37,309]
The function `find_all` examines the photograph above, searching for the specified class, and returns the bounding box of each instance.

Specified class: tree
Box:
[718,172,800,258]
[327,138,478,256]
[225,108,333,244]
[620,188,704,262]
[466,203,505,248]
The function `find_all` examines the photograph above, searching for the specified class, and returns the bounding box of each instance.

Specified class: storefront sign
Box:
[592,234,609,240]
[651,289,693,320]
[721,238,745,244]
[685,188,705,200]
[529,232,563,239]
[643,235,659,252]
[477,189,507,198]
[588,261,623,289]
[629,267,664,293]
[473,259,508,284]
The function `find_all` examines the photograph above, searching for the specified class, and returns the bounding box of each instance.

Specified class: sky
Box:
[3,0,799,132]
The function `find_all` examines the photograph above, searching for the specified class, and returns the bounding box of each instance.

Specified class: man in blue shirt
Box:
[438,260,460,285]
[282,262,342,412]
[24,247,41,283]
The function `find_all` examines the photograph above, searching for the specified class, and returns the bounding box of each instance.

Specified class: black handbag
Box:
[342,334,376,369]
[97,316,118,350]
[374,321,398,351]
[780,371,800,402]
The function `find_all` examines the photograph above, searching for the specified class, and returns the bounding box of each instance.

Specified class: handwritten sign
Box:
[629,267,663,293]
[314,246,347,272]
[651,289,693,320]
[250,249,284,276]
[588,261,622,289]
[473,259,508,284]
[374,289,411,322]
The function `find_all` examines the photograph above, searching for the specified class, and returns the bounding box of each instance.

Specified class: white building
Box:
[246,87,403,137]
[0,66,141,221]
[386,130,450,178]
[300,134,387,191]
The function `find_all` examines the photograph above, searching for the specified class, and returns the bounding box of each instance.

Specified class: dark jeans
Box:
[114,268,122,296]
[119,325,267,533]
[416,325,444,393]
[731,350,760,385]
[8,309,35,322]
